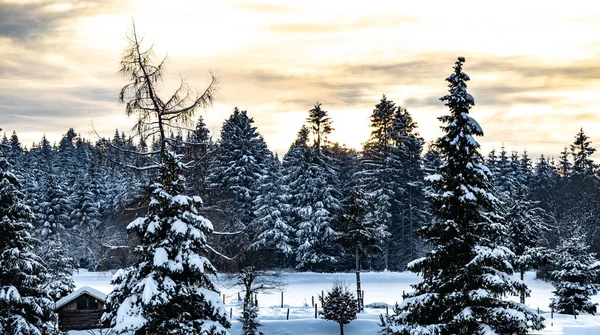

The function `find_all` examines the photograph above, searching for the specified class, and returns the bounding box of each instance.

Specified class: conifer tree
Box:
[382,57,544,335]
[392,105,426,267]
[332,189,387,310]
[550,231,600,315]
[506,185,549,303]
[306,102,333,154]
[570,128,596,176]
[283,125,340,270]
[557,146,572,178]
[319,281,358,335]
[0,143,53,335]
[358,95,402,270]
[250,158,295,266]
[207,108,271,226]
[102,23,229,335]
[104,153,230,334]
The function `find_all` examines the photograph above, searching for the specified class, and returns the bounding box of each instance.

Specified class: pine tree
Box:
[250,158,295,266]
[0,144,54,335]
[570,128,596,176]
[332,189,387,310]
[358,95,402,270]
[282,125,340,270]
[306,102,333,154]
[550,231,600,315]
[319,281,358,335]
[392,105,425,267]
[43,235,75,301]
[382,57,544,335]
[102,23,229,334]
[557,146,572,178]
[103,153,230,334]
[207,108,272,226]
[506,185,549,303]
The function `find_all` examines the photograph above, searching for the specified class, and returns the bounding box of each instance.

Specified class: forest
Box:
[1,30,599,334]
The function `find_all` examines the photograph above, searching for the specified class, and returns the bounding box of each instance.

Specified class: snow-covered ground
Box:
[70,270,600,335]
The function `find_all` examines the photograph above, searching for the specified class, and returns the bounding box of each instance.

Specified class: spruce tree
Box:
[382,57,544,335]
[0,144,53,335]
[550,231,600,315]
[102,23,229,334]
[332,189,387,310]
[392,105,425,267]
[319,281,358,335]
[570,128,596,176]
[250,158,295,266]
[282,125,340,270]
[506,185,549,303]
[358,95,402,270]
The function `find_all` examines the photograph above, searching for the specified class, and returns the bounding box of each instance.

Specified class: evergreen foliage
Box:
[0,146,54,335]
[103,153,230,334]
[319,281,358,335]
[382,57,544,335]
[550,231,600,315]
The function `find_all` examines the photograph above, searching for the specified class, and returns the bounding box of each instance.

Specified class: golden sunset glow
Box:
[1,0,600,157]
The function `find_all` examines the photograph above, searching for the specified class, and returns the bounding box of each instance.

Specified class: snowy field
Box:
[70,270,600,335]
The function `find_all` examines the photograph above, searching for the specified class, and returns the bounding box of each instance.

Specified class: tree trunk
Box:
[520,269,525,304]
[339,322,344,335]
[355,247,362,311]
[384,240,389,271]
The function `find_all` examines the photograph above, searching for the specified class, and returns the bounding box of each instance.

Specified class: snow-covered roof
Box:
[55,286,108,309]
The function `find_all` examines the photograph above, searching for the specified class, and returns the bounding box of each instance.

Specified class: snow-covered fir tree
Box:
[332,188,387,310]
[319,281,358,335]
[570,128,597,176]
[357,95,402,270]
[0,144,54,335]
[250,158,295,267]
[391,105,426,267]
[550,230,600,315]
[282,125,340,270]
[103,152,230,334]
[381,57,544,335]
[506,185,549,303]
[207,108,271,225]
[42,234,75,301]
[102,24,229,334]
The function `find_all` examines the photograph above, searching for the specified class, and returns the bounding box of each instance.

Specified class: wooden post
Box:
[386,306,389,315]
[312,296,314,307]
[286,308,290,320]
[315,304,318,319]
[281,292,284,308]
[229,308,232,319]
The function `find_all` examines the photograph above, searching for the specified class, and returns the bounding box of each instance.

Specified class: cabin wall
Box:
[57,294,107,331]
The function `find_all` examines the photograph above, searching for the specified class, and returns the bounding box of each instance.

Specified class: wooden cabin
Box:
[55,286,109,331]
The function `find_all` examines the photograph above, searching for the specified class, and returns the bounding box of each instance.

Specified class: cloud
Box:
[0,1,129,42]
[234,2,294,13]
[267,14,417,34]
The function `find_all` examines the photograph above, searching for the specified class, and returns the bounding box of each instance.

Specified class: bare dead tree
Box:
[117,21,217,166]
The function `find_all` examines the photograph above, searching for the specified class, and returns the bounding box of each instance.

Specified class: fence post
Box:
[229,308,232,319]
[281,292,284,308]
[312,296,314,307]
[314,304,317,319]
[286,308,290,320]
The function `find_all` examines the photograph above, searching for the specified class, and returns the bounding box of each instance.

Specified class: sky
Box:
[1,0,600,158]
